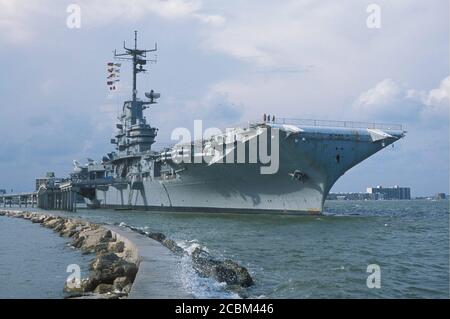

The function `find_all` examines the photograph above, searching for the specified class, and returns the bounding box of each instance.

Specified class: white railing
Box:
[273,118,403,131]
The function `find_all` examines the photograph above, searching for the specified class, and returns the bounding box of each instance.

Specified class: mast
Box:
[114,31,157,102]
[111,32,160,154]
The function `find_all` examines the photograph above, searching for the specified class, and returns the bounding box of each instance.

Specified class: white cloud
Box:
[354,79,401,109]
[194,13,226,27]
[0,0,225,43]
[353,76,449,122]
[0,0,52,43]
[407,76,450,107]
[78,0,201,25]
[409,76,450,120]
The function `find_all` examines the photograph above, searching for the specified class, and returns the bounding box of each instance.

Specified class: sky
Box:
[0,0,448,196]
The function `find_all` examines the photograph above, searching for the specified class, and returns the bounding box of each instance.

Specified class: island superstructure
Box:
[62,32,406,214]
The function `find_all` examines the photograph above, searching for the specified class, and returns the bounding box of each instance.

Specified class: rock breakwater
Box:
[0,210,139,299]
[122,224,254,289]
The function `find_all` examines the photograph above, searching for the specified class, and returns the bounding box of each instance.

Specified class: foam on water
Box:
[178,254,240,299]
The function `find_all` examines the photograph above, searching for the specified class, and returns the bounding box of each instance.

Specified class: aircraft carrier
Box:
[70,32,406,214]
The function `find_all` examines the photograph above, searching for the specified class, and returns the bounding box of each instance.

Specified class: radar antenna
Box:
[113,31,157,102]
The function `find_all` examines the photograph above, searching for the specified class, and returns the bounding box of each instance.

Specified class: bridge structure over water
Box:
[0,192,38,208]
[0,178,118,212]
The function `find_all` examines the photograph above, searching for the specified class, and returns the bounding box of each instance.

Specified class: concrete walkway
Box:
[106,225,193,299]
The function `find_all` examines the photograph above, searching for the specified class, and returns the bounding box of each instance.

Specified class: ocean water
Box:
[0,216,92,298]
[1,200,448,298]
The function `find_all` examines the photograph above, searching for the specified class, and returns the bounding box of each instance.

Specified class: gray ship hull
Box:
[94,125,405,214]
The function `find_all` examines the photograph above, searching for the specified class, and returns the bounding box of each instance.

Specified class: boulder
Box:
[213,260,253,287]
[43,216,55,223]
[191,247,221,277]
[94,284,114,294]
[44,217,64,229]
[54,223,65,232]
[162,239,185,256]
[64,278,94,293]
[91,252,120,271]
[122,284,132,294]
[113,276,130,291]
[221,260,253,287]
[94,242,109,253]
[31,216,43,223]
[71,236,85,249]
[147,232,166,242]
[112,260,138,280]
[89,269,117,286]
[78,228,113,252]
[108,241,125,253]
[191,247,254,287]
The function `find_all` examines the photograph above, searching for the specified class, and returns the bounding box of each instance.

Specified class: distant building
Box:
[35,178,50,191]
[46,172,55,178]
[0,189,6,195]
[327,192,372,200]
[366,185,411,200]
[35,172,63,191]
[435,193,447,200]
[328,185,412,200]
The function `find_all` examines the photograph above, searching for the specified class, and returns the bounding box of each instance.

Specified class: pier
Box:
[0,192,37,208]
[36,183,78,212]
[1,180,99,212]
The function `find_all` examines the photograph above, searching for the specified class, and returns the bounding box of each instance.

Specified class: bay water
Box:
[0,200,448,298]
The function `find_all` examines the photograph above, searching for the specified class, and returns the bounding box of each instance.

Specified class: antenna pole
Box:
[113,31,157,102]
[132,31,137,101]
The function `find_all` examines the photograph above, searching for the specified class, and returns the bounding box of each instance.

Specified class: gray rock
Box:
[112,260,138,280]
[147,232,166,242]
[122,283,132,294]
[44,217,64,229]
[90,269,117,286]
[94,283,114,294]
[221,260,254,287]
[64,278,94,293]
[94,242,109,253]
[108,241,125,253]
[91,252,120,271]
[113,276,130,291]
[71,236,85,249]
[30,216,43,223]
[162,239,185,256]
[191,247,254,287]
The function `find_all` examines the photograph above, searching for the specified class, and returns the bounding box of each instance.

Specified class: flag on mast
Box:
[106,62,121,91]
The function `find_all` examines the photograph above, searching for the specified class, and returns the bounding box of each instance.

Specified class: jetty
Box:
[0,209,193,299]
[106,225,192,298]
